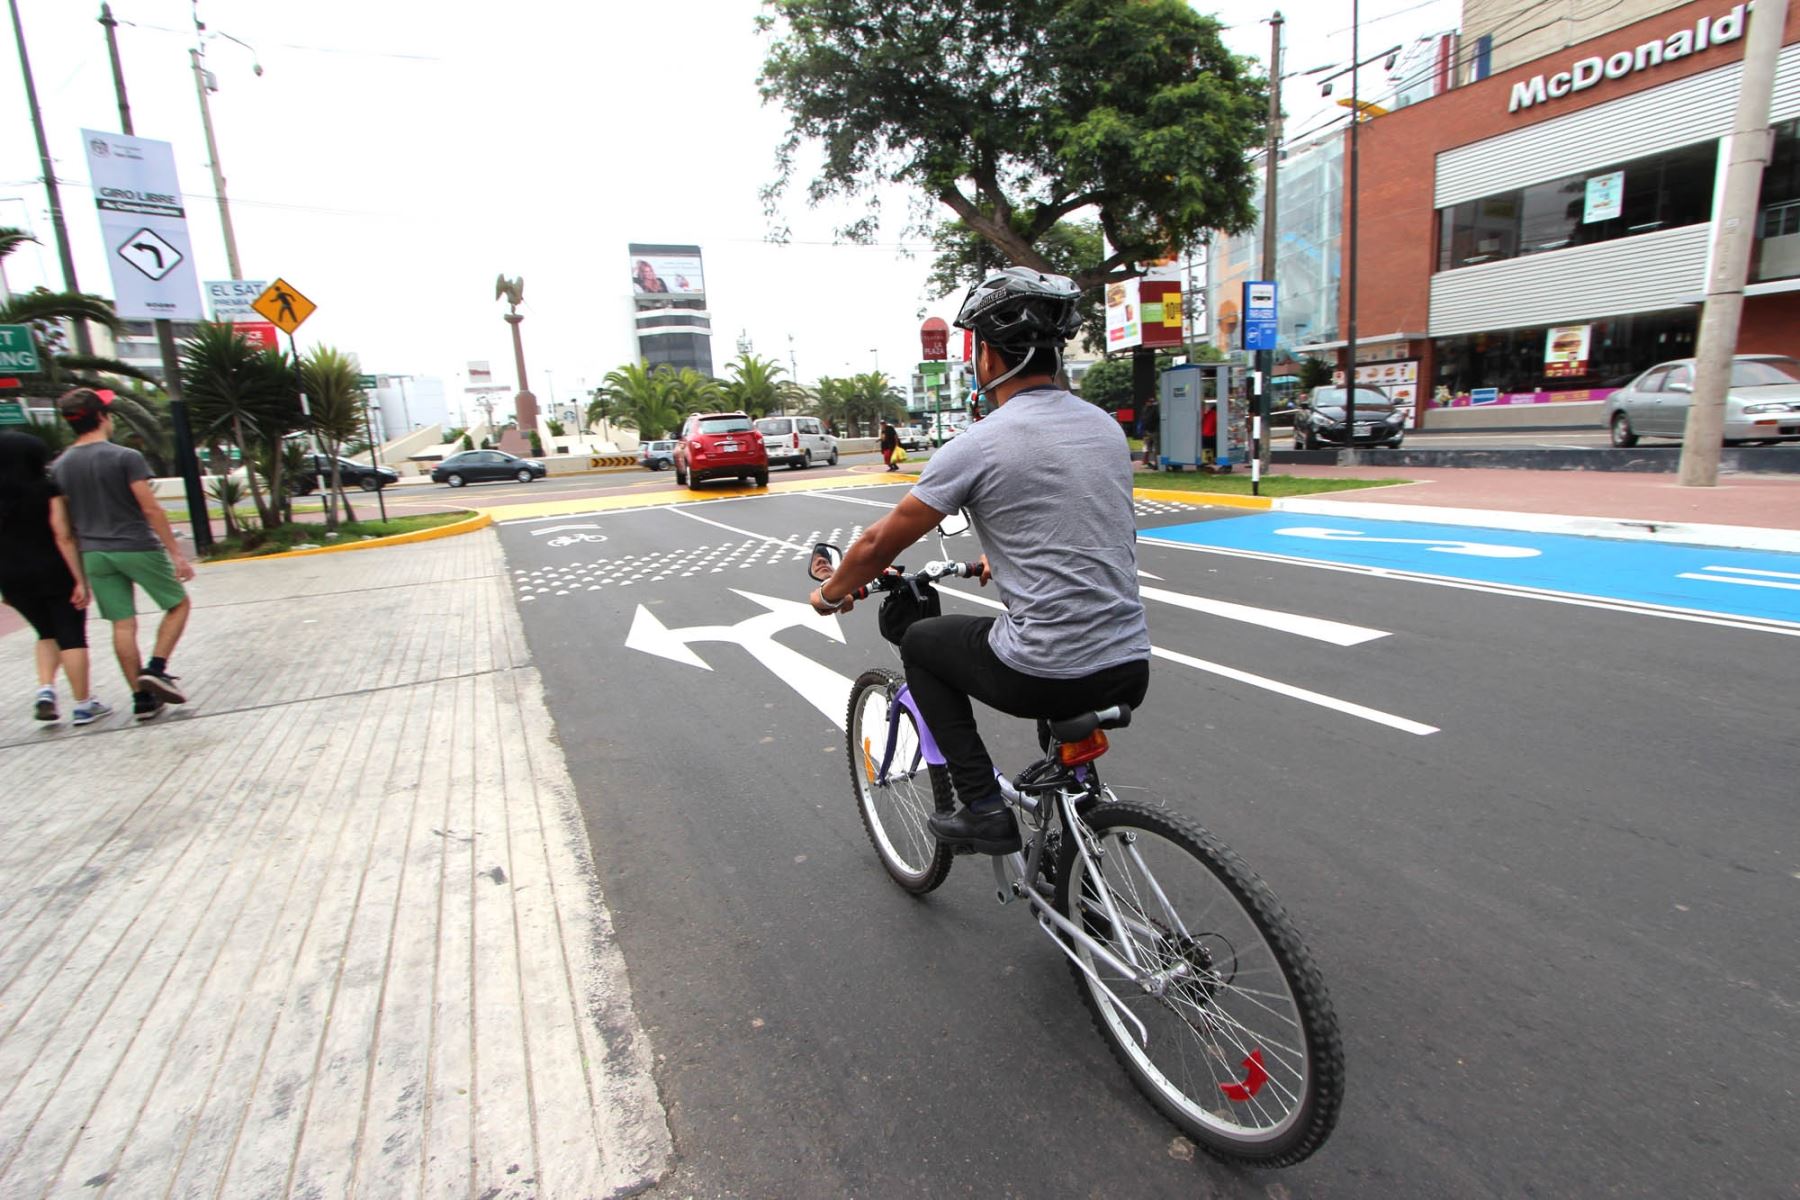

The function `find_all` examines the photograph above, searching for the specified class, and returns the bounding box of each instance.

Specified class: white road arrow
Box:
[625,590,856,728]
[1273,526,1541,559]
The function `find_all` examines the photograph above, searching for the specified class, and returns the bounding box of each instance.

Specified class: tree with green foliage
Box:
[545,418,566,438]
[720,351,805,418]
[529,429,544,457]
[600,362,715,441]
[180,322,303,530]
[1076,341,1226,413]
[299,345,369,527]
[462,433,475,451]
[0,228,157,402]
[1297,356,1333,391]
[759,0,1265,289]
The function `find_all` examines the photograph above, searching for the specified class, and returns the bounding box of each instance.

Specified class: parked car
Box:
[1293,386,1406,449]
[675,411,769,487]
[429,449,546,487]
[898,425,932,451]
[1607,354,1800,447]
[754,415,839,469]
[639,439,677,471]
[288,454,399,494]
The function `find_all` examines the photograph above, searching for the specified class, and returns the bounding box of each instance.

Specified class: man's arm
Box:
[130,479,196,582]
[810,493,949,615]
[50,496,89,607]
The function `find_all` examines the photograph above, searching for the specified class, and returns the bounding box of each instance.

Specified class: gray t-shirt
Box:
[51,441,160,552]
[910,386,1150,679]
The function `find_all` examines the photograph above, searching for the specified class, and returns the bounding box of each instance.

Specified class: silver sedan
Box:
[1607,355,1800,447]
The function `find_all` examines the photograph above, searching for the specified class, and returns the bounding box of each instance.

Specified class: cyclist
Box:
[809,267,1150,853]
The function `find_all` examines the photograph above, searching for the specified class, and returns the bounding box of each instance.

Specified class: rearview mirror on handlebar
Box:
[809,542,842,582]
[937,510,971,538]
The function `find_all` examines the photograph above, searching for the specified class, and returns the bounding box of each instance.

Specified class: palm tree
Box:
[662,366,723,416]
[181,322,303,529]
[0,228,160,401]
[804,375,851,436]
[720,352,804,418]
[841,371,905,437]
[599,362,719,440]
[300,346,369,528]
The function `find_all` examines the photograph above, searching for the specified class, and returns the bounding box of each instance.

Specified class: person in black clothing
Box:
[0,431,105,725]
[879,422,901,471]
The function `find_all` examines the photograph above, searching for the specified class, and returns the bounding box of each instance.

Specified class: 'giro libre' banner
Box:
[82,130,203,321]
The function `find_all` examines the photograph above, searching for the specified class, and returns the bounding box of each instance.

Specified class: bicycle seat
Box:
[1047,704,1133,742]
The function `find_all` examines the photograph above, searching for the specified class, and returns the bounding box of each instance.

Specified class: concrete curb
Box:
[204,511,493,564]
[1273,497,1800,554]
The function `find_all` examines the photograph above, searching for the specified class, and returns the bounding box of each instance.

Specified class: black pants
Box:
[2,588,86,650]
[901,615,1149,809]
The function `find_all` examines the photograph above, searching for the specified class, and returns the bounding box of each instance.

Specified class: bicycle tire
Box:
[1054,801,1343,1167]
[845,669,955,894]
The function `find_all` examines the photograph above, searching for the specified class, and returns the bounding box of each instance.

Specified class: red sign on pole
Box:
[237,321,280,351]
[962,328,972,361]
[920,316,949,361]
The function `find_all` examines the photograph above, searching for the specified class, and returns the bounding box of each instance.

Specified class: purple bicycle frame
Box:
[876,684,945,785]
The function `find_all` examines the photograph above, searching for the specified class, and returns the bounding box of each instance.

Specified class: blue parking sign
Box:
[1242,280,1278,351]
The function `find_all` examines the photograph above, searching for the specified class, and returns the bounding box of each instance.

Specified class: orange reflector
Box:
[862,737,877,784]
[1058,729,1109,766]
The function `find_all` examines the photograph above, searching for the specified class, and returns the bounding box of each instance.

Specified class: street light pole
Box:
[10,0,94,356]
[1344,0,1360,461]
[98,3,211,552]
[189,46,243,280]
[1258,10,1284,475]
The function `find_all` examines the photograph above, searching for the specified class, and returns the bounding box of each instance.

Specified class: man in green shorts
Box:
[53,389,196,721]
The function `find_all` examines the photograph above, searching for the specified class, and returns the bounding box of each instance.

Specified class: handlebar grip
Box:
[962,561,984,579]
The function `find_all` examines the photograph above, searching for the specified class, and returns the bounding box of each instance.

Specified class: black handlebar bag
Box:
[878,579,941,646]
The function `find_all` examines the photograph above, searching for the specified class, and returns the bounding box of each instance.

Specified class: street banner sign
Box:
[920,317,949,361]
[237,322,280,351]
[0,401,27,425]
[1105,279,1142,350]
[82,129,203,321]
[206,279,269,322]
[0,325,41,373]
[1139,279,1184,349]
[252,278,316,335]
[1241,281,1279,351]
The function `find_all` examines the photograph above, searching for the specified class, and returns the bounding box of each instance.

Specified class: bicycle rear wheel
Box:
[845,669,955,894]
[1054,801,1343,1166]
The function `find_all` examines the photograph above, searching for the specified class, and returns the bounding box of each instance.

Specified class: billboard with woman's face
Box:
[629,253,705,296]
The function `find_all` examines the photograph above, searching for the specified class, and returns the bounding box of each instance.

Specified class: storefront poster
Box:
[1544,324,1592,378]
[1332,361,1421,426]
[1105,280,1141,349]
[1583,171,1624,223]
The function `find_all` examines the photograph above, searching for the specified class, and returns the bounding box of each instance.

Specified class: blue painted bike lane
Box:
[1141,512,1800,625]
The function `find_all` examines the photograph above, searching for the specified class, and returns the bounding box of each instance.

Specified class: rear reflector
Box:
[1058,729,1109,766]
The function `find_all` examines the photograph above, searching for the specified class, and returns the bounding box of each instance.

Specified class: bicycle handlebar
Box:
[841,559,983,602]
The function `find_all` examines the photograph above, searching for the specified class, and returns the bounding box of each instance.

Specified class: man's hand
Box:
[173,555,196,583]
[976,554,992,586]
[70,582,88,608]
[810,585,854,616]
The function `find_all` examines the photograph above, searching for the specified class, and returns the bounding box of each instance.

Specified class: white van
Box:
[755,415,838,469]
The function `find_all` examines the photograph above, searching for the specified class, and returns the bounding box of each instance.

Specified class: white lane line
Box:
[938,587,1437,736]
[668,506,813,551]
[1677,572,1800,593]
[1689,565,1800,582]
[1137,570,1165,581]
[1139,536,1800,638]
[809,491,910,512]
[1138,584,1388,646]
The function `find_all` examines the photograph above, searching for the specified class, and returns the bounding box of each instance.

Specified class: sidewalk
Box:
[0,532,669,1197]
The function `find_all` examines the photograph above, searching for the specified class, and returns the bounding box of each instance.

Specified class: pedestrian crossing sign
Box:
[251,277,316,335]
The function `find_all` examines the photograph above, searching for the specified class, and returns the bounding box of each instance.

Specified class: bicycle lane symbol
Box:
[624,589,853,728]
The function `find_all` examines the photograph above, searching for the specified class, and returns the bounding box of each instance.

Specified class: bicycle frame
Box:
[875,680,1182,1049]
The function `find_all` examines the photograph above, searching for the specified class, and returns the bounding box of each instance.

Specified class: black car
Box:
[289,454,399,494]
[1293,386,1406,449]
[430,449,547,487]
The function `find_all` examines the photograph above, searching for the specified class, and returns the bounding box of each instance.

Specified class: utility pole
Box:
[1344,0,1360,462]
[10,0,94,356]
[1258,11,1284,473]
[189,47,243,279]
[1679,0,1790,487]
[99,4,212,552]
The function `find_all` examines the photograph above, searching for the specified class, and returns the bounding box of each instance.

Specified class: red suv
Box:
[674,411,769,488]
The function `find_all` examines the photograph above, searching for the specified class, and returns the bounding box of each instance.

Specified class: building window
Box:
[1754,120,1800,281]
[1433,308,1698,396]
[1436,141,1719,271]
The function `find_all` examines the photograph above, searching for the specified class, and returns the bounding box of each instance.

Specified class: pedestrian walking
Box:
[0,431,107,725]
[880,421,901,472]
[1142,398,1160,471]
[51,389,196,722]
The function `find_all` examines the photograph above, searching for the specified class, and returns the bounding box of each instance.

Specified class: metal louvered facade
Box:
[1430,226,1707,336]
[1435,43,1800,207]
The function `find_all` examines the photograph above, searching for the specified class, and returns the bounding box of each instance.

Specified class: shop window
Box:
[1432,309,1699,397]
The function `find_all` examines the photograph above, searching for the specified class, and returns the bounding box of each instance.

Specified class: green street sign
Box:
[0,325,41,374]
[357,373,378,389]
[0,401,28,426]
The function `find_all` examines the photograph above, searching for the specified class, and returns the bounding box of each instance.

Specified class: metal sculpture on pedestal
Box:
[495,274,539,432]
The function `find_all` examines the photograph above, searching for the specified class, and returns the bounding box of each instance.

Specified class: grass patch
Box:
[203,511,475,561]
[1135,472,1409,497]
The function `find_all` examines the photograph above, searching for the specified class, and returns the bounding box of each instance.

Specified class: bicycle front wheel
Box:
[845,669,955,894]
[1054,801,1343,1166]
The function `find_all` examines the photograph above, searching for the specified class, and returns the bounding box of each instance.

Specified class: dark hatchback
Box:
[289,453,400,494]
[430,449,547,487]
[1293,386,1406,449]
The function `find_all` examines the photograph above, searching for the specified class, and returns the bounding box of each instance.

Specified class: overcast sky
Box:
[0,0,1458,416]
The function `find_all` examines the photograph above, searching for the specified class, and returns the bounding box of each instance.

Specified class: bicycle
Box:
[808,530,1344,1167]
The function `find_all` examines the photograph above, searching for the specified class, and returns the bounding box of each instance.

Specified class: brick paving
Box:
[0,531,669,1199]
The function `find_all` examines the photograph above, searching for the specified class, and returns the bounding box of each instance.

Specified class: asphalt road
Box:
[499,485,1797,1198]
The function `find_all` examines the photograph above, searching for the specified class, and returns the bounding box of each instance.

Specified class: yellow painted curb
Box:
[1132,487,1273,511]
[205,512,493,563]
[480,469,906,523]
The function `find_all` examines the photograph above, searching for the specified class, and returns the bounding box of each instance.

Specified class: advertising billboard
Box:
[628,247,705,296]
[1105,280,1141,350]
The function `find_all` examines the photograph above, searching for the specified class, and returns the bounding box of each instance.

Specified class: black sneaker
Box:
[927,804,1022,855]
[138,669,187,704]
[34,687,58,722]
[133,690,167,722]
